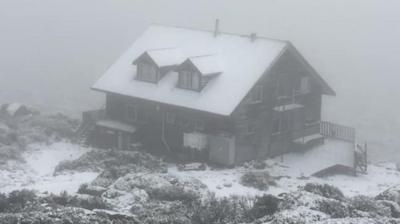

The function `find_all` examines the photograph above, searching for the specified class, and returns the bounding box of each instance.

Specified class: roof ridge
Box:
[188,54,216,59]
[150,23,289,44]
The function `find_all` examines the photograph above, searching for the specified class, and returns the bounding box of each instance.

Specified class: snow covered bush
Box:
[303,183,345,201]
[0,193,7,213]
[246,194,280,220]
[44,192,110,211]
[54,149,167,176]
[376,185,400,205]
[240,171,276,190]
[7,190,36,208]
[188,194,250,224]
[78,183,107,197]
[261,206,329,224]
[148,185,199,203]
[0,145,23,164]
[316,199,350,218]
[349,195,391,217]
[133,201,191,224]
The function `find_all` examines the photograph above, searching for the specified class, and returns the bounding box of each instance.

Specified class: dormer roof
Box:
[187,55,222,76]
[133,48,185,68]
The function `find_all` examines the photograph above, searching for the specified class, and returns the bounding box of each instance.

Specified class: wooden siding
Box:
[231,48,324,162]
[105,92,234,153]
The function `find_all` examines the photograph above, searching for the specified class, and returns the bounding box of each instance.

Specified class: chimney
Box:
[214,19,220,37]
[250,33,257,42]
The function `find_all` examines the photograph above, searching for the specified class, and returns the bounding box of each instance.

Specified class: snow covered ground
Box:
[169,139,399,198]
[0,142,98,194]
[170,162,400,198]
[0,139,398,201]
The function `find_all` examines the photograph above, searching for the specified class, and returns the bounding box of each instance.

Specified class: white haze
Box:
[0,0,399,162]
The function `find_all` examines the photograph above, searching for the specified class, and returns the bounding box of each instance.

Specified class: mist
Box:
[0,0,399,162]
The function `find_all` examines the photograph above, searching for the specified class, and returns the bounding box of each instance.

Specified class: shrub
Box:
[246,194,280,220]
[303,183,345,201]
[240,171,276,190]
[0,193,7,212]
[188,194,251,224]
[77,184,106,197]
[316,199,350,218]
[7,190,36,207]
[350,195,391,217]
[44,192,110,210]
[79,196,110,210]
[148,186,198,203]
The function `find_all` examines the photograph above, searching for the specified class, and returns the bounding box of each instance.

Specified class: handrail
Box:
[320,121,356,143]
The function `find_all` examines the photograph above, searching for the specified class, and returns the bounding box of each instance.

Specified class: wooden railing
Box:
[82,109,106,125]
[320,121,356,143]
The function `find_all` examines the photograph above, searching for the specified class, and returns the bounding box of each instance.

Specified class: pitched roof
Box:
[188,55,222,76]
[145,48,185,68]
[92,25,333,116]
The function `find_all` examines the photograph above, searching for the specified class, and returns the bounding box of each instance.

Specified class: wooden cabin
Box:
[82,24,342,166]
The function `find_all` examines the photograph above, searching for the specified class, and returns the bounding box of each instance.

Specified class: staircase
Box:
[354,142,368,174]
[74,122,94,146]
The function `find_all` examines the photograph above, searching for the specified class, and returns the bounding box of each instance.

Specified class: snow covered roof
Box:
[188,55,222,76]
[93,25,289,116]
[92,25,334,116]
[140,48,185,68]
[96,119,137,133]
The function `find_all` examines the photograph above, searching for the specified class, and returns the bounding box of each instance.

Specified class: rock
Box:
[223,183,232,188]
[178,162,207,171]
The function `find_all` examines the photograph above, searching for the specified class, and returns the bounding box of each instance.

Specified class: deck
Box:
[277,138,355,177]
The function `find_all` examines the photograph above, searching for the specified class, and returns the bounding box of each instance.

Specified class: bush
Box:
[149,185,198,203]
[316,199,350,218]
[240,171,276,190]
[0,193,7,212]
[78,184,106,197]
[79,196,110,210]
[188,194,251,224]
[44,192,110,211]
[246,194,280,220]
[303,183,345,201]
[350,195,391,217]
[7,190,36,207]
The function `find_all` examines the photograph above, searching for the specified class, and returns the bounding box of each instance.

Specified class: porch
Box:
[75,109,139,150]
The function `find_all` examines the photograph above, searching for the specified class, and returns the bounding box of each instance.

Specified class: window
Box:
[126,105,137,122]
[137,63,158,82]
[300,76,310,93]
[246,123,256,135]
[272,117,288,134]
[194,119,205,131]
[166,111,176,124]
[248,85,263,103]
[179,70,200,90]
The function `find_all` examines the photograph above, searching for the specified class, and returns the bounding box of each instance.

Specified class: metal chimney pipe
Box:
[214,19,220,37]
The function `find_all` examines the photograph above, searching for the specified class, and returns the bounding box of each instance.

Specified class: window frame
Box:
[248,85,264,104]
[126,104,138,122]
[137,62,159,83]
[178,70,201,91]
[165,111,176,125]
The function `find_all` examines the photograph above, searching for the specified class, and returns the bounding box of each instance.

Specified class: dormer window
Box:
[177,55,222,91]
[179,70,200,90]
[133,48,185,84]
[137,62,158,83]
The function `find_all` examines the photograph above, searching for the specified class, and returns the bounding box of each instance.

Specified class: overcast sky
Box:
[0,0,399,161]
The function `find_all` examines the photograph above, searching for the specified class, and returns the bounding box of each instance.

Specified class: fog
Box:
[0,0,399,162]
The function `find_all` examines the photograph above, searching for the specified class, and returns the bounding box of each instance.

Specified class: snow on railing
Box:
[320,121,356,143]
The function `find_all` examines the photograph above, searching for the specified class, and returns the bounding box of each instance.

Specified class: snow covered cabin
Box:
[82,24,349,166]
